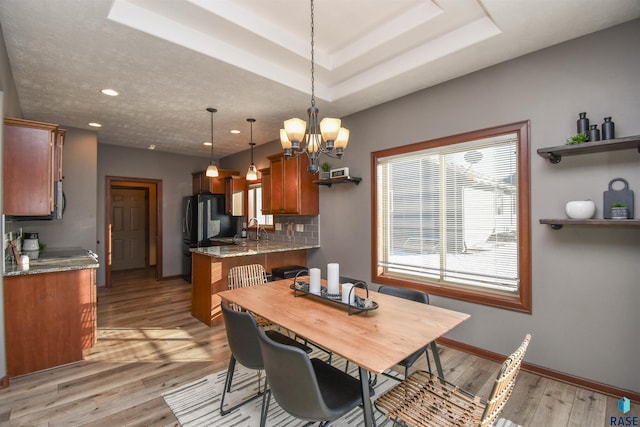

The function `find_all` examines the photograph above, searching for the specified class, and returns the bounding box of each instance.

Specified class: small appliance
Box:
[22,232,40,259]
[330,167,349,178]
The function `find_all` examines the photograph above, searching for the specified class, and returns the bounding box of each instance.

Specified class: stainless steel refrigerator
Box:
[182,193,237,282]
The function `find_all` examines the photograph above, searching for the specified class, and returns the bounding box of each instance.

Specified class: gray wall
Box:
[326,21,640,393]
[224,20,640,393]
[97,144,208,285]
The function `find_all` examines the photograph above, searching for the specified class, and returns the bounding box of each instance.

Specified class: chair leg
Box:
[220,356,265,416]
[259,385,270,427]
[220,355,237,414]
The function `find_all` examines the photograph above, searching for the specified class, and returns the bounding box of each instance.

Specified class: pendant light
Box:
[280,0,350,174]
[205,107,219,177]
[246,118,258,181]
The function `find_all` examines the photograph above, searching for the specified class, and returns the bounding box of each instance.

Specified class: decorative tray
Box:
[290,276,378,315]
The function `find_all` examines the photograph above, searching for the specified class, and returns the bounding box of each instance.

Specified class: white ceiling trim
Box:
[329,16,502,101]
[326,1,443,70]
[108,0,313,96]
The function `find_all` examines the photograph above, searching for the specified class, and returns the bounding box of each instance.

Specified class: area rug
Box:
[162,349,522,427]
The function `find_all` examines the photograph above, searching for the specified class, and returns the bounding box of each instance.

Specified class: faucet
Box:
[247,217,269,241]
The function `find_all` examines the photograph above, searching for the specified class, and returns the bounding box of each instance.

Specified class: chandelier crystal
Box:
[280,0,350,174]
[246,118,258,181]
[205,107,219,177]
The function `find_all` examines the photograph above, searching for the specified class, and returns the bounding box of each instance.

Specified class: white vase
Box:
[565,200,596,219]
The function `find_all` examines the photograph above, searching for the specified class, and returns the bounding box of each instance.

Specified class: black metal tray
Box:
[289,277,378,315]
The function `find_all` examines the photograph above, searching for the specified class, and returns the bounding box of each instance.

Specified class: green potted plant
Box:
[610,202,629,219]
[320,162,331,179]
[565,133,589,145]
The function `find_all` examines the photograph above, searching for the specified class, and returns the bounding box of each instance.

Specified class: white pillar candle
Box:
[327,263,340,295]
[309,268,321,295]
[341,283,355,305]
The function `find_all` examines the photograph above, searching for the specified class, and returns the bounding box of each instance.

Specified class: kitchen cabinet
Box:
[3,268,96,377]
[225,176,246,216]
[192,169,240,194]
[537,134,640,229]
[266,153,319,215]
[260,167,271,213]
[3,117,65,216]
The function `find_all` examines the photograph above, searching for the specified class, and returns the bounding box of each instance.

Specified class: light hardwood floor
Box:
[0,268,636,426]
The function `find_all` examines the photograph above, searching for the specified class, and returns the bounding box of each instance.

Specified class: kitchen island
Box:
[190,240,318,326]
[3,248,99,380]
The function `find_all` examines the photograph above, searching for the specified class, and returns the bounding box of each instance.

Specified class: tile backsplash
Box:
[270,215,320,246]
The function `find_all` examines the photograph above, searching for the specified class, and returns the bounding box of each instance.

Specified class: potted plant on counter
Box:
[320,162,331,179]
[610,202,630,219]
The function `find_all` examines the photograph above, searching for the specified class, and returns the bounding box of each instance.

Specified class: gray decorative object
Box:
[603,178,634,219]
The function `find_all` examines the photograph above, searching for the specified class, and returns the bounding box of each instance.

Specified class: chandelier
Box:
[246,118,258,181]
[205,107,219,177]
[280,0,350,174]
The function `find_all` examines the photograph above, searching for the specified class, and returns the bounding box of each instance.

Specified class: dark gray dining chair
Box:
[256,327,370,427]
[377,285,442,379]
[220,301,311,417]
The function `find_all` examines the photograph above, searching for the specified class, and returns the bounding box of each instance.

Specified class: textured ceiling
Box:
[0,0,639,160]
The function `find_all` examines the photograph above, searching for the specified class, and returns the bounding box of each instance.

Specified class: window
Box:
[247,182,273,227]
[372,121,531,313]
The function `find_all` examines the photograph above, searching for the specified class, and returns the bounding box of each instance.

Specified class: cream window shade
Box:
[376,133,519,294]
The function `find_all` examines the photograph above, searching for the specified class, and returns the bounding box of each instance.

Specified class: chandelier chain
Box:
[310,0,315,107]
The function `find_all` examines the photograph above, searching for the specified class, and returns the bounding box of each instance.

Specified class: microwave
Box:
[6,181,65,221]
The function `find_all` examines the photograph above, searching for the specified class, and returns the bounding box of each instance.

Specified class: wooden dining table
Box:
[218,277,470,427]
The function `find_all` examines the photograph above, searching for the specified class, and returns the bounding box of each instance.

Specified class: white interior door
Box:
[111,188,147,271]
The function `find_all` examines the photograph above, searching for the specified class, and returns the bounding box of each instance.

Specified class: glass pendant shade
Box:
[246,164,257,181]
[320,118,341,143]
[284,118,307,144]
[206,164,218,177]
[334,128,349,151]
[280,129,291,150]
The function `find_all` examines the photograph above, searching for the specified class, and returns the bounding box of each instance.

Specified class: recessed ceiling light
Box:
[101,88,119,96]
[203,142,212,146]
[230,129,240,134]
[88,122,102,128]
[149,145,156,150]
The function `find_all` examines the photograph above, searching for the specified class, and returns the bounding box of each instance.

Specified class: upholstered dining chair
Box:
[375,334,531,427]
[256,327,371,427]
[377,285,437,379]
[220,301,311,417]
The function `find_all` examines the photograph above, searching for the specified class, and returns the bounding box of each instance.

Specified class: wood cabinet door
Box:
[3,120,56,216]
[260,168,272,213]
[270,155,284,213]
[282,155,301,213]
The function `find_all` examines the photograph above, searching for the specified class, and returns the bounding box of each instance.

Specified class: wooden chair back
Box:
[228,264,268,290]
[480,334,531,426]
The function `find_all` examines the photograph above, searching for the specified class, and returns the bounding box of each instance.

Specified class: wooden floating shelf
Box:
[537,135,640,164]
[539,218,640,230]
[313,176,362,187]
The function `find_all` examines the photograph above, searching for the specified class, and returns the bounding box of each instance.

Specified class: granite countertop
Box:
[191,239,319,258]
[4,247,100,276]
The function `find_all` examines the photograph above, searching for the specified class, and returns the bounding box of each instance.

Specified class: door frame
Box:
[105,176,163,288]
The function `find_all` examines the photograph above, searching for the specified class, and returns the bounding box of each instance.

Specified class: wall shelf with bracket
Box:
[537,134,640,164]
[539,218,640,230]
[313,176,362,187]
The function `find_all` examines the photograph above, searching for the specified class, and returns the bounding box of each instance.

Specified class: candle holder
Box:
[290,274,378,315]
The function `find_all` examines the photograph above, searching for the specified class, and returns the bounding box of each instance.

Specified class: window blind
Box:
[376,133,519,294]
